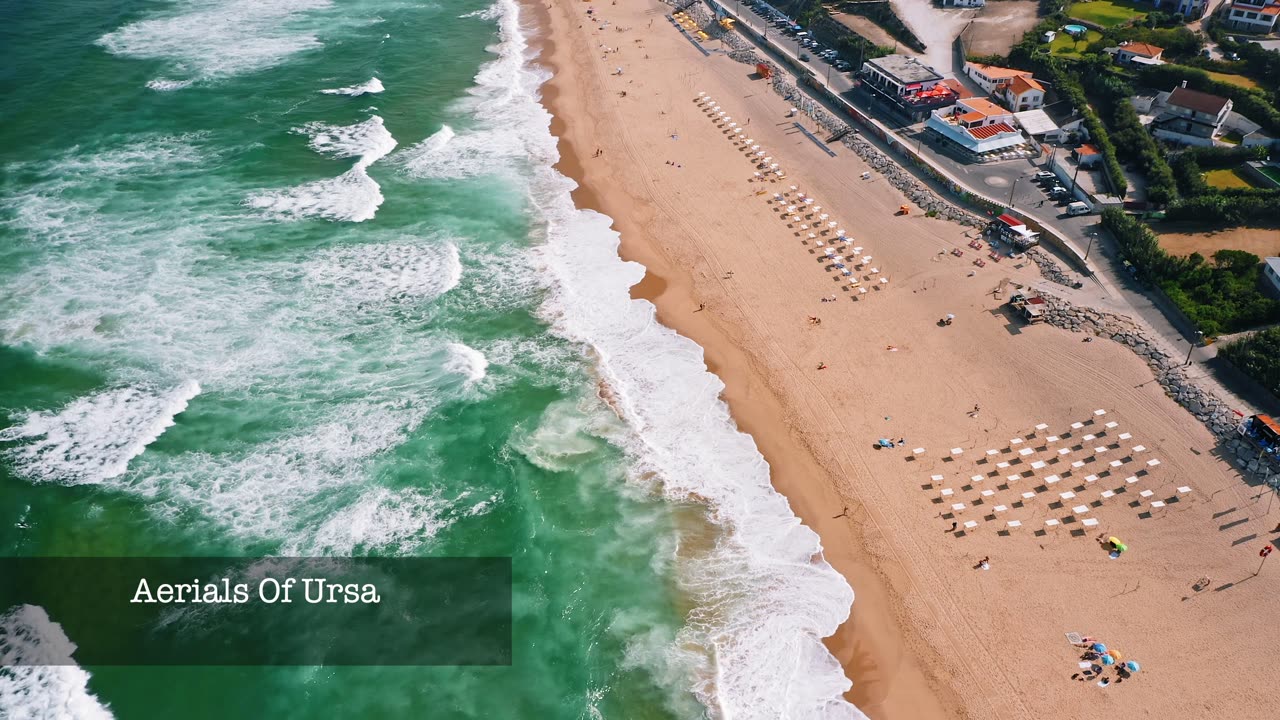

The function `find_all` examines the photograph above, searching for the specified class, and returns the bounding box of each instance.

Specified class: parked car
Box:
[835,61,851,71]
[798,52,810,61]
[1048,185,1068,197]
[1066,201,1091,216]
[1033,171,1055,182]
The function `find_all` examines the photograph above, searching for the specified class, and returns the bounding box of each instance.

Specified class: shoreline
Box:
[528,1,956,717]
[525,1,1280,719]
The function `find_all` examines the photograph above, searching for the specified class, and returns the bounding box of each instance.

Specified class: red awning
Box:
[996,213,1021,227]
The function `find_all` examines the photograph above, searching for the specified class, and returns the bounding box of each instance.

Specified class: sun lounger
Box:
[1071,460,1085,468]
[1100,490,1115,499]
[1035,423,1049,431]
[1018,448,1034,456]
[952,503,966,512]
[1132,445,1146,452]
[971,475,985,482]
[986,449,999,456]
[1082,518,1099,527]
[1139,490,1154,498]
[1007,520,1022,529]
[1021,491,1035,499]
[1047,519,1061,527]
[994,505,1008,513]
[964,520,978,529]
[913,447,925,455]
[1118,432,1132,440]
[1150,500,1166,509]
[1060,491,1076,500]
[1007,475,1020,482]
[1083,434,1096,441]
[1046,435,1059,443]
[1177,486,1191,494]
[941,488,954,497]
[997,461,1010,469]
[1071,422,1084,429]
[1084,474,1098,483]
[1105,421,1118,429]
[1031,460,1047,469]
[931,474,944,481]
[1011,438,1024,445]
[1058,448,1071,455]
[1146,459,1160,467]
[950,447,964,456]
[1073,505,1089,514]
[1125,475,1138,484]
[1109,460,1123,468]
[1045,475,1061,484]
[982,489,995,497]
[1094,409,1107,416]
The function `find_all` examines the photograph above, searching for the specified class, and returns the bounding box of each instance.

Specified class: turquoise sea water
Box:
[0,1,860,718]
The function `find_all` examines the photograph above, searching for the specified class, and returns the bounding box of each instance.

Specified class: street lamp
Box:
[1008,175,1021,208]
[1084,231,1097,260]
[1185,330,1204,366]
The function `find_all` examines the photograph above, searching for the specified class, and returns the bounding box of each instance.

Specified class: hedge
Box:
[1101,208,1280,335]
[1220,328,1280,399]
[1080,65,1177,205]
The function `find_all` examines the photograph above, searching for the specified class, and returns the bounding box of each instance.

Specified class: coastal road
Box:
[713,0,1265,414]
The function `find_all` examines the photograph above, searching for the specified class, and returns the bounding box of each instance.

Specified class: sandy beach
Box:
[534,1,1280,717]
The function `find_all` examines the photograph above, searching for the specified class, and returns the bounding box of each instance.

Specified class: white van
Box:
[1066,201,1091,216]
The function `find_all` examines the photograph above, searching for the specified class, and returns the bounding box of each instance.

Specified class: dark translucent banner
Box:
[0,557,511,666]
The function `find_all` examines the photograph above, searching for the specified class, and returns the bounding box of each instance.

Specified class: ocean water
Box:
[0,1,859,718]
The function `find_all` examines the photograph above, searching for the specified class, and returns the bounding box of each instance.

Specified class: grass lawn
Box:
[1068,0,1149,28]
[1204,70,1260,90]
[1049,29,1102,57]
[1260,165,1280,186]
[1203,168,1259,190]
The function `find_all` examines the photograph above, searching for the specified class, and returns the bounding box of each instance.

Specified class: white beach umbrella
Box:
[837,229,847,237]
[819,213,829,221]
[862,256,872,263]
[698,91,706,96]
[824,246,834,254]
[771,163,780,169]
[799,224,808,230]
[828,222,838,229]
[775,170,784,176]
[788,205,797,212]
[789,185,798,192]
[735,128,744,134]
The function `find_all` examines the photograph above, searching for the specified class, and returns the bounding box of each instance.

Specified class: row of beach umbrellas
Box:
[695,91,888,293]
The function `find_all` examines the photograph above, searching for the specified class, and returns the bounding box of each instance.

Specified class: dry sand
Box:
[961,1,1042,58]
[536,1,1280,717]
[1155,224,1280,260]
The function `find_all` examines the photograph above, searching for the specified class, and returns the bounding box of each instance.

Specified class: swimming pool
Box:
[1063,24,1089,37]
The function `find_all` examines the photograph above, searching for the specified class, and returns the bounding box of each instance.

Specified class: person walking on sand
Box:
[816,362,828,370]
[947,521,957,532]
[695,303,705,312]
[833,506,850,519]
[978,556,990,571]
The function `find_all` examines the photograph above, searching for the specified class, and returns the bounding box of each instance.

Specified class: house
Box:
[1111,42,1164,66]
[1265,257,1280,297]
[1166,0,1211,18]
[1073,144,1103,168]
[926,97,1025,155]
[1152,84,1234,146]
[860,55,956,121]
[964,62,1033,95]
[996,75,1045,112]
[1219,0,1280,33]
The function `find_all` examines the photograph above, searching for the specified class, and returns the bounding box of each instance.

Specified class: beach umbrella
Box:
[838,229,847,238]
[698,91,706,96]
[805,198,815,204]
[1100,655,1115,666]
[799,224,808,230]
[946,314,955,321]
[1109,649,1125,663]
[774,170,784,176]
[810,233,819,241]
[788,205,797,212]
[1124,661,1140,673]
[1092,643,1107,654]
[735,128,744,134]
[729,122,737,127]
[771,163,780,169]
[828,222,838,229]
[789,185,798,192]
[819,213,829,221]
[852,246,862,253]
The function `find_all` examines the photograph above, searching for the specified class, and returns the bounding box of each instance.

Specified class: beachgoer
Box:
[695,303,705,312]
[1083,337,1094,342]
[978,556,990,571]
[886,345,897,351]
[948,521,957,532]
[833,506,850,519]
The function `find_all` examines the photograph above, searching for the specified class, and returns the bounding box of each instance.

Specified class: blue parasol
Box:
[1092,643,1107,653]
[1101,654,1115,666]
[1124,661,1140,672]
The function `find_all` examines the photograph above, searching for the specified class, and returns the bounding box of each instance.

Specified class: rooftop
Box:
[1013,109,1059,136]
[967,62,1031,80]
[1077,144,1101,156]
[1006,75,1045,95]
[866,54,943,85]
[969,122,1017,140]
[941,78,975,99]
[959,97,1010,117]
[1267,257,1280,276]
[1120,42,1164,57]
[1168,86,1231,116]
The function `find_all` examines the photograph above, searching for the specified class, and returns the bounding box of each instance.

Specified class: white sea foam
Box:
[0,381,201,486]
[303,240,461,305]
[288,486,455,556]
[444,343,488,388]
[468,0,865,717]
[97,0,334,86]
[146,77,194,92]
[321,77,385,96]
[0,605,114,720]
[247,116,396,223]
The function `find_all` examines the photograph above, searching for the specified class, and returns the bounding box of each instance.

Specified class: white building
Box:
[1151,85,1234,147]
[1219,0,1280,33]
[926,97,1025,155]
[995,75,1046,112]
[964,62,1034,95]
[1265,257,1280,297]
